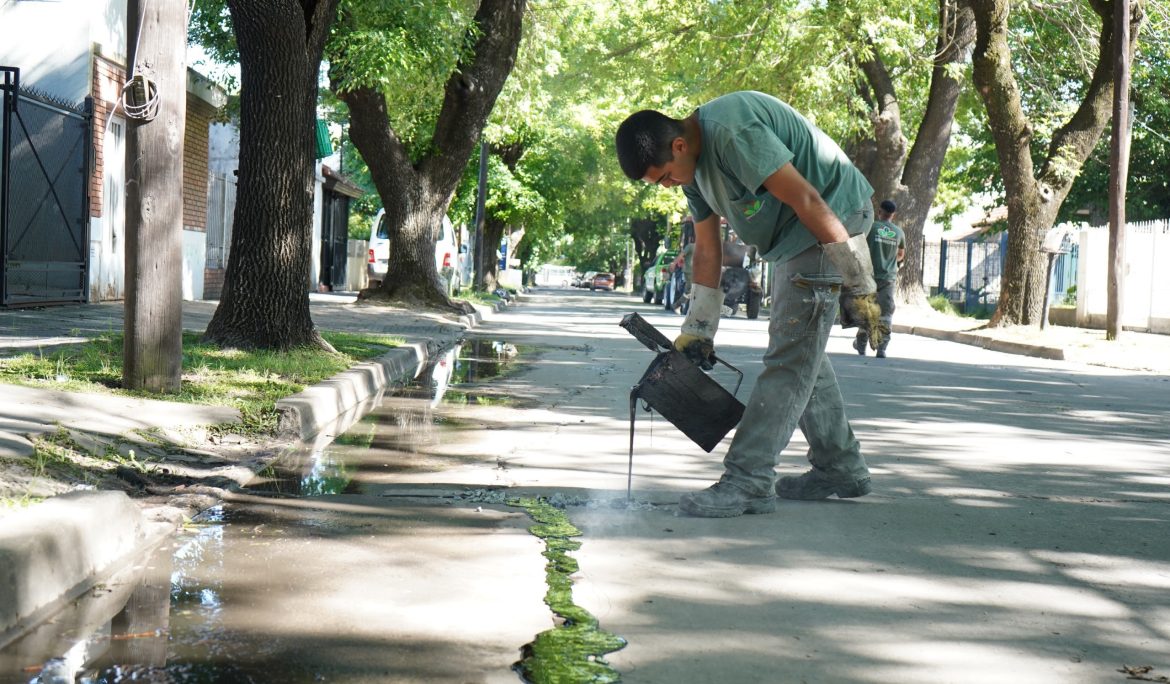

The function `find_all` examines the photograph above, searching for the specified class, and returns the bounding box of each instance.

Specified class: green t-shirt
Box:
[868,219,905,281]
[682,91,874,264]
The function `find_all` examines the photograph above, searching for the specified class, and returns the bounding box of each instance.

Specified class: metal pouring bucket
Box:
[632,350,744,452]
[620,313,745,500]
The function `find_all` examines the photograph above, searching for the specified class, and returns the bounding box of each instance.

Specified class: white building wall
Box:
[182,229,206,301]
[0,0,126,101]
[1076,221,1170,333]
[311,166,324,290]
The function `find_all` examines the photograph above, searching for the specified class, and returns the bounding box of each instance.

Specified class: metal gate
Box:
[320,191,349,290]
[923,232,1008,315]
[1,66,92,306]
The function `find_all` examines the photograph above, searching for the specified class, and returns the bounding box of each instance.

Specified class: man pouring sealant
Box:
[615,90,886,518]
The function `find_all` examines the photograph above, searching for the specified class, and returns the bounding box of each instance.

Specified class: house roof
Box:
[186,68,227,109]
[321,165,365,199]
[942,205,1007,242]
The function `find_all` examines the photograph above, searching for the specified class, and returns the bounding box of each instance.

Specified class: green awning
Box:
[314,119,333,159]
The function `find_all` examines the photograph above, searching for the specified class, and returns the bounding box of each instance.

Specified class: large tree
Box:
[198,0,341,350]
[849,0,977,304]
[332,0,525,310]
[972,0,1144,327]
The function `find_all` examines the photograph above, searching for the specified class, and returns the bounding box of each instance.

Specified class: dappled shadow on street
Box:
[7,290,1167,683]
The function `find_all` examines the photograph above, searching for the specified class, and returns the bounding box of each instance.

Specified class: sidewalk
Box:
[0,292,504,645]
[892,305,1170,374]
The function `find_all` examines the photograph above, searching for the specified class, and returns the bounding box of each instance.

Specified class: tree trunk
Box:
[630,217,663,286]
[857,0,975,307]
[203,0,340,350]
[896,0,976,305]
[972,0,1143,327]
[480,214,507,292]
[123,0,185,392]
[336,0,526,312]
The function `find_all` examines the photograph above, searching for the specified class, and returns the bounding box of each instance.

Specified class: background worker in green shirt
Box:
[615,91,886,518]
[851,199,906,358]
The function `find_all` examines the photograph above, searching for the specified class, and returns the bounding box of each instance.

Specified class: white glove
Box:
[823,233,876,295]
[680,283,722,339]
[674,283,723,369]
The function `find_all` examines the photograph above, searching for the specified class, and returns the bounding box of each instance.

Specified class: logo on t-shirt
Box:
[741,199,764,219]
[875,225,899,243]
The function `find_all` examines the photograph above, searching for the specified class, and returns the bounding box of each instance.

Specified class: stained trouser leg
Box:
[798,355,868,477]
[877,279,895,353]
[720,246,842,496]
[719,207,871,495]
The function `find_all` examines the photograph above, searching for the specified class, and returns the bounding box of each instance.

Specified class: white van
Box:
[367,209,460,292]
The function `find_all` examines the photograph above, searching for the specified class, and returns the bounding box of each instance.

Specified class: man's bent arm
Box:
[690,214,724,289]
[761,163,849,243]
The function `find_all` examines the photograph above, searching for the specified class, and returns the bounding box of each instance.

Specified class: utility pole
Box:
[1106,0,1132,341]
[123,0,186,391]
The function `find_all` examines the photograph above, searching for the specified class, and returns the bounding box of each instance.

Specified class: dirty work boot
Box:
[776,469,872,500]
[678,481,777,518]
[853,332,868,356]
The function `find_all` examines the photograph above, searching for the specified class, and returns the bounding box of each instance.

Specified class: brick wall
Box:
[90,54,218,233]
[90,56,126,218]
[203,266,225,300]
[184,96,216,231]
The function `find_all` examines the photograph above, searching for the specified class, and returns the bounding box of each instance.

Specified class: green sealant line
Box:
[509,497,627,683]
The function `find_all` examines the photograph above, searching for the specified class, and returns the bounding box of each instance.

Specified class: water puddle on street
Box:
[250,338,524,496]
[0,338,626,683]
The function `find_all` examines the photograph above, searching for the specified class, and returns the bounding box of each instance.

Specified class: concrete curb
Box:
[894,323,1066,361]
[1,297,515,646]
[0,491,171,647]
[275,342,429,441]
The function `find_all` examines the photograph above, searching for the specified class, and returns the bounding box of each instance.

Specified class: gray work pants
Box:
[720,207,872,496]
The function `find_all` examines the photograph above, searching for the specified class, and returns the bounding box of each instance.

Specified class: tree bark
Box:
[337,0,526,311]
[203,0,340,350]
[123,0,185,392]
[630,217,663,287]
[482,214,507,292]
[972,0,1143,327]
[897,0,976,304]
[856,0,975,307]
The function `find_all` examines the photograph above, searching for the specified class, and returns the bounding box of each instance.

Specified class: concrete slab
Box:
[0,491,170,645]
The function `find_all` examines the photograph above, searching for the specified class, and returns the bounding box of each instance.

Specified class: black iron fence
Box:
[1,66,92,306]
[923,232,1008,314]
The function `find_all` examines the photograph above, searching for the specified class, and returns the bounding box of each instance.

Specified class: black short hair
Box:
[879,199,897,214]
[615,110,684,180]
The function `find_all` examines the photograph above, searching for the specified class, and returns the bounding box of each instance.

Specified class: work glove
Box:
[674,283,722,370]
[824,234,886,351]
[840,293,887,351]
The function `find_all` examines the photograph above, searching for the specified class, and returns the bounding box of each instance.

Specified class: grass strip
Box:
[0,330,403,435]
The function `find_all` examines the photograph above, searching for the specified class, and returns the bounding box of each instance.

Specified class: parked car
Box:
[590,272,615,291]
[367,209,460,293]
[642,250,678,304]
[575,271,597,288]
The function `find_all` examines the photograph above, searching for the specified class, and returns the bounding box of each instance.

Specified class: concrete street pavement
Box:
[1,288,1168,681]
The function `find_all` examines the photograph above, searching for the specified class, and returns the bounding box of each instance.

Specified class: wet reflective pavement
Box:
[0,338,559,684]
